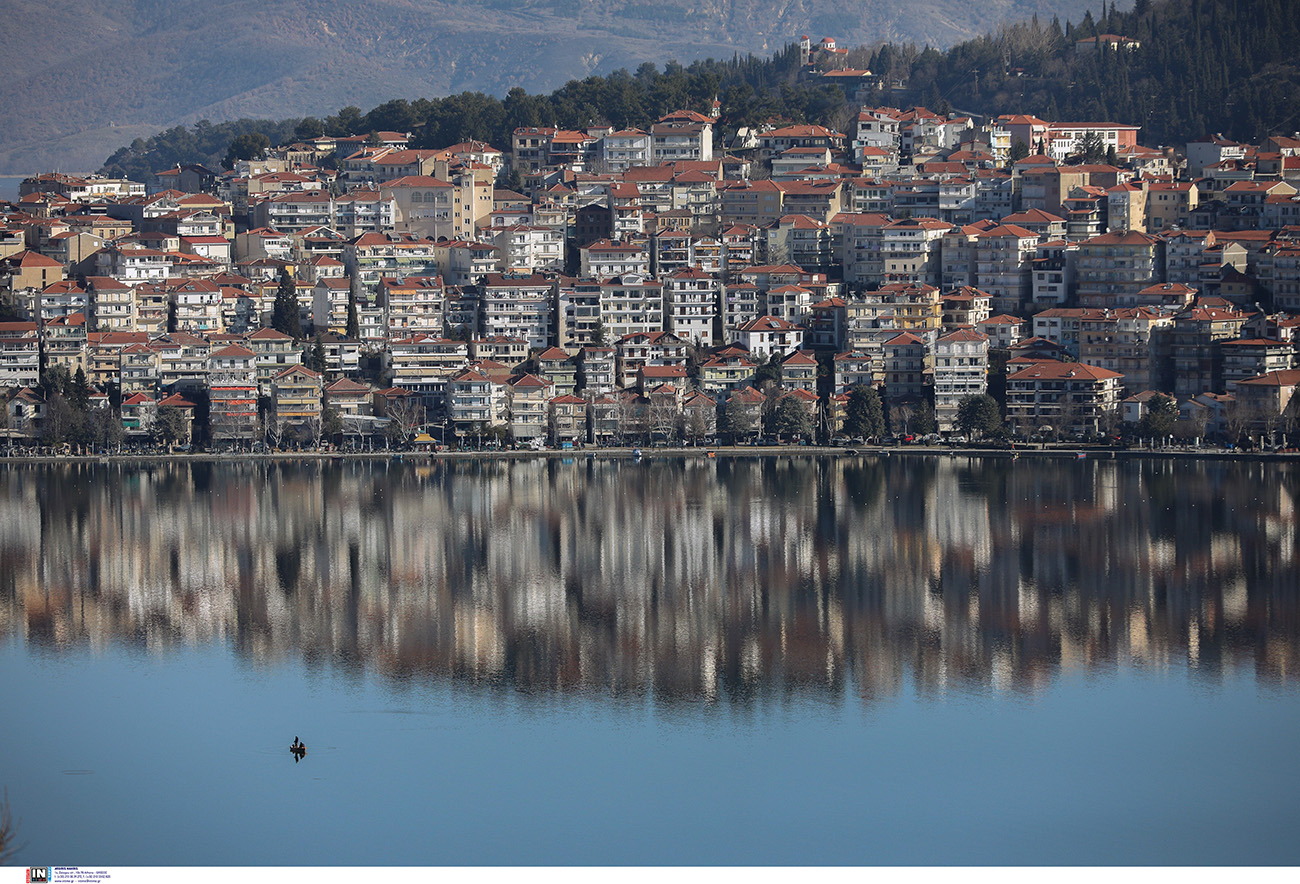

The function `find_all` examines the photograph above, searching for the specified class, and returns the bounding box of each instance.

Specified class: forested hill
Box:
[100,0,1299,180]
[101,48,823,180]
[894,0,1300,147]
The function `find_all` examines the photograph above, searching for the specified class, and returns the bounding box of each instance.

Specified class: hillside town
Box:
[3,44,1300,452]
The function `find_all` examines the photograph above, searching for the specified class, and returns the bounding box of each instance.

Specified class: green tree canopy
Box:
[293,117,325,141]
[152,405,189,446]
[39,395,85,447]
[322,403,344,440]
[753,355,782,387]
[956,394,1003,440]
[222,131,270,170]
[69,367,91,412]
[772,395,814,441]
[1138,393,1180,440]
[721,397,758,441]
[843,385,885,440]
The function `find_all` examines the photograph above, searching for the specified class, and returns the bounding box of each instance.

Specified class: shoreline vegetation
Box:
[2,443,1297,465]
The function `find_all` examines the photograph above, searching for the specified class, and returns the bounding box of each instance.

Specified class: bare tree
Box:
[1055,392,1086,440]
[995,18,1060,57]
[1261,406,1285,448]
[0,787,19,864]
[684,403,712,443]
[1097,403,1122,440]
[758,379,782,437]
[88,405,124,452]
[888,402,917,436]
[262,412,285,451]
[648,392,679,443]
[827,102,859,139]
[342,413,371,449]
[1224,401,1254,445]
[0,399,11,453]
[289,416,323,450]
[1283,395,1300,444]
[1172,418,1202,445]
[547,400,561,446]
[385,394,426,445]
[614,394,639,444]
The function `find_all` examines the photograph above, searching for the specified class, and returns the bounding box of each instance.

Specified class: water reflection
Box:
[1,456,1297,700]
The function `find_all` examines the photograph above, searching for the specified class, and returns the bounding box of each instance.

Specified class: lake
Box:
[0,176,27,203]
[1,455,1297,866]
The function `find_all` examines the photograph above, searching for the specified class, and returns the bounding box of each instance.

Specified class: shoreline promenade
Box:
[2,443,1297,464]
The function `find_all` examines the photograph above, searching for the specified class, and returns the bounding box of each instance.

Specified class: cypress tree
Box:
[70,367,91,412]
[346,290,360,340]
[309,335,327,374]
[271,267,300,338]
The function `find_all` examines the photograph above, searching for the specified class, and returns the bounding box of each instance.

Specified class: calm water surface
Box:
[2,456,1298,865]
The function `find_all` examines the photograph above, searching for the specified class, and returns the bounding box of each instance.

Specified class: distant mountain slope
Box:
[1,0,1101,174]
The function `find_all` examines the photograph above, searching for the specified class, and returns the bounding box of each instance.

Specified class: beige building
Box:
[381,176,458,241]
[549,393,588,444]
[506,373,553,441]
[1,250,64,292]
[1006,360,1124,437]
[1075,231,1164,308]
[244,328,303,395]
[1233,370,1300,433]
[1147,182,1199,231]
[208,344,259,443]
[934,329,989,431]
[271,365,323,430]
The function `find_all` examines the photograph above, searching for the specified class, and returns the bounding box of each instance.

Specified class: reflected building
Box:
[1,456,1297,701]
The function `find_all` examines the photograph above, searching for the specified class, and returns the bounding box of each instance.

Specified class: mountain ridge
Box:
[2,0,1103,174]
